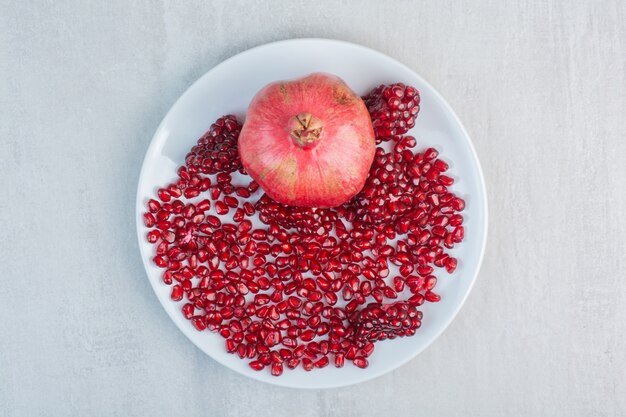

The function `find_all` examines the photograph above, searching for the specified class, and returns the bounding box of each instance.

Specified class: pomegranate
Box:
[238,73,375,208]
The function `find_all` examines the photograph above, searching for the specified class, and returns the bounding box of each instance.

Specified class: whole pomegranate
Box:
[238,73,375,208]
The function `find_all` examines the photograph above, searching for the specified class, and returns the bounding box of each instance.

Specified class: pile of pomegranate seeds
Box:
[185,115,244,175]
[363,83,421,142]
[351,302,423,344]
[143,86,465,376]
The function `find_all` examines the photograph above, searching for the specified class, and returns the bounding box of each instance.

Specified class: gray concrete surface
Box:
[1,0,625,416]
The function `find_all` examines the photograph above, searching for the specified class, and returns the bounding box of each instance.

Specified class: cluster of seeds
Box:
[143,85,465,376]
[185,115,244,175]
[363,83,421,142]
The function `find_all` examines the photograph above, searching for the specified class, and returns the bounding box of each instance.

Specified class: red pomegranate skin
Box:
[238,73,376,208]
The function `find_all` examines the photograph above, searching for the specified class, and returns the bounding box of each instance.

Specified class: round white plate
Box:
[136,38,487,389]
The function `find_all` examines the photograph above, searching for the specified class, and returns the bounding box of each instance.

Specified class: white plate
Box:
[136,38,487,389]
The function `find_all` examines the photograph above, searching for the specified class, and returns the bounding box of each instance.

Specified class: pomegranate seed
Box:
[170,285,183,301]
[167,185,182,198]
[147,199,161,213]
[155,220,170,230]
[224,196,238,208]
[286,358,300,369]
[157,189,171,202]
[445,257,458,273]
[143,213,156,227]
[300,330,316,342]
[271,362,283,376]
[452,226,464,242]
[449,214,463,226]
[314,356,329,368]
[196,199,211,212]
[353,357,369,368]
[184,187,200,198]
[225,339,238,353]
[302,358,314,371]
[146,230,160,243]
[215,201,228,215]
[192,316,206,331]
[345,345,358,360]
[452,198,465,211]
[424,276,437,290]
[425,291,441,302]
[334,352,345,368]
[383,287,398,298]
[408,293,424,306]
[182,303,195,319]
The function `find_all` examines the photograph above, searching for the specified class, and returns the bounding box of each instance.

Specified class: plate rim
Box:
[135,37,488,389]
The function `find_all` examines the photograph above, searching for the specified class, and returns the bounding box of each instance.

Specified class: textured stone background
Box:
[1,0,625,416]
